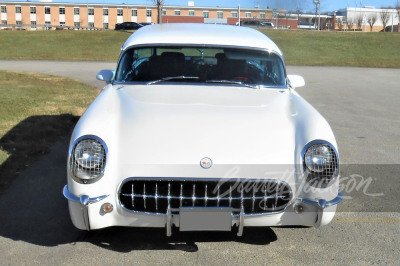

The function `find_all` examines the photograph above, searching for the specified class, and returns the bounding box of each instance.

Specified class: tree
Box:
[380,9,390,32]
[367,14,377,32]
[152,0,164,24]
[356,14,364,30]
[337,18,344,31]
[346,18,354,31]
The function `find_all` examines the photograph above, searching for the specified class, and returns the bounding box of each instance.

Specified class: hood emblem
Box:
[200,157,212,169]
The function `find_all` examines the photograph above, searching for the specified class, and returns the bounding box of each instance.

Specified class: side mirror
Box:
[96,70,115,84]
[287,75,305,88]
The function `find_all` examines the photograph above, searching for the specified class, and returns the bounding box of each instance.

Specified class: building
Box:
[0,1,273,30]
[336,7,399,32]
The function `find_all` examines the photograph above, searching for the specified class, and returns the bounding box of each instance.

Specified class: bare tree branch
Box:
[337,18,344,31]
[152,0,164,24]
[346,18,354,31]
[380,9,390,32]
[367,14,377,32]
[356,14,364,30]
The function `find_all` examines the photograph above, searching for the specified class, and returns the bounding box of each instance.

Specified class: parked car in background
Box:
[115,22,143,30]
[64,23,342,236]
[240,20,275,28]
[139,22,155,26]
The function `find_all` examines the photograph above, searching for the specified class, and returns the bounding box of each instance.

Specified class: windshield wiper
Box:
[205,80,259,89]
[147,76,200,85]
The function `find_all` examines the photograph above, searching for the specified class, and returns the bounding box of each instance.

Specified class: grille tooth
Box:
[119,179,292,214]
[155,183,158,211]
[217,185,220,207]
[205,184,208,207]
[229,185,232,207]
[180,184,183,207]
[252,185,256,212]
[192,184,196,207]
[168,183,171,207]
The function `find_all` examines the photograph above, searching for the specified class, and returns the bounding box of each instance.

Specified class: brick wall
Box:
[162,15,204,23]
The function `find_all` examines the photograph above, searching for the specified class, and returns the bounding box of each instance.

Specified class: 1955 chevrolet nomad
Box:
[63,23,342,236]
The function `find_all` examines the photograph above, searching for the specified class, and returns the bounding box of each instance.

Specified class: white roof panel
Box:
[122,23,283,56]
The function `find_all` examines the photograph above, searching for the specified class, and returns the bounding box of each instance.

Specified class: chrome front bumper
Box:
[63,185,343,234]
[300,190,343,228]
[63,185,109,231]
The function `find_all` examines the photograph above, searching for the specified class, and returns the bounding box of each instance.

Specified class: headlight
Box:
[303,142,338,188]
[69,137,107,184]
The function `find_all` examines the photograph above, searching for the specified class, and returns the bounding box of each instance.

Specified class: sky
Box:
[1,0,398,12]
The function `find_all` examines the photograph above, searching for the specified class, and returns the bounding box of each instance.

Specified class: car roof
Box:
[121,23,282,55]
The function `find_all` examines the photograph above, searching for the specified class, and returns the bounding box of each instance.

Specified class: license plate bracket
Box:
[179,207,232,232]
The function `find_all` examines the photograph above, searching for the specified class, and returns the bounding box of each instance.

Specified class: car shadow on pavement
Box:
[83,226,277,252]
[0,115,277,251]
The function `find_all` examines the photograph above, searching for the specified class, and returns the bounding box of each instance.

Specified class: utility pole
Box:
[313,0,320,30]
[238,5,241,26]
[86,0,88,29]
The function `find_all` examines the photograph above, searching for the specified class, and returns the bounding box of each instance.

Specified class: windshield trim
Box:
[114,44,287,89]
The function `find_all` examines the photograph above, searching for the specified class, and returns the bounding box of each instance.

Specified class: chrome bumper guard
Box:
[300,189,343,228]
[63,185,109,231]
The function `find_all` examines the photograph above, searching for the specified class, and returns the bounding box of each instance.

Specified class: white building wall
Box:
[341,7,399,27]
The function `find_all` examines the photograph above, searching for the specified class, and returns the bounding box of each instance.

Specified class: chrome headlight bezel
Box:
[302,140,339,188]
[68,135,108,184]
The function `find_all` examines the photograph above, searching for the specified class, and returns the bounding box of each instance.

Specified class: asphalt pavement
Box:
[0,60,399,265]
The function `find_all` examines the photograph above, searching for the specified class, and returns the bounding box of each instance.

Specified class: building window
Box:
[74,8,79,15]
[260,12,266,19]
[146,9,152,17]
[117,8,123,16]
[103,23,108,29]
[174,10,180,16]
[103,8,108,16]
[59,8,65,15]
[60,21,65,26]
[45,21,51,25]
[31,21,36,28]
[1,20,7,25]
[30,7,36,14]
[16,6,21,14]
[1,6,7,13]
[189,10,194,16]
[74,22,80,27]
[217,11,223,19]
[88,22,94,28]
[245,12,251,18]
[231,11,238,18]
[88,8,94,16]
[16,20,22,25]
[132,9,137,16]
[162,9,166,15]
[203,11,209,18]
[45,7,50,14]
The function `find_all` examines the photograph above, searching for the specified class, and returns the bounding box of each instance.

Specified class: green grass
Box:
[0,70,99,193]
[0,29,399,67]
[260,30,400,68]
[0,30,129,61]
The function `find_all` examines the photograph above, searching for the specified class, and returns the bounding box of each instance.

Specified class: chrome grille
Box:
[119,179,292,215]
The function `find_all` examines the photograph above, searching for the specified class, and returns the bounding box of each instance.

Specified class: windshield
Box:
[115,46,286,87]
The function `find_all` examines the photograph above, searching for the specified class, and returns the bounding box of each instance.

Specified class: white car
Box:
[63,23,342,236]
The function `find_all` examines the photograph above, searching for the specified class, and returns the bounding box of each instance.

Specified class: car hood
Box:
[73,84,335,167]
